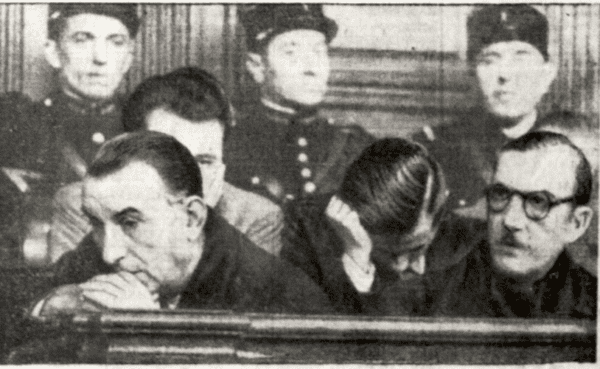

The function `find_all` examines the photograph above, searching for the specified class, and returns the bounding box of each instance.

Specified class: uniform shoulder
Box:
[413,110,483,144]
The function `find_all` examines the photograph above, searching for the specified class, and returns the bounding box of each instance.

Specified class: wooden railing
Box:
[8,310,596,364]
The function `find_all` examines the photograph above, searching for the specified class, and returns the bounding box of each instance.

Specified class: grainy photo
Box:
[0,3,597,365]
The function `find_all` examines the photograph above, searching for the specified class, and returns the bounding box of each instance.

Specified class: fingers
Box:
[326,196,354,222]
[81,289,119,308]
[79,280,122,300]
[80,272,151,299]
[79,272,159,310]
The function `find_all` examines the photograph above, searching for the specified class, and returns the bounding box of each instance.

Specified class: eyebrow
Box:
[113,207,143,223]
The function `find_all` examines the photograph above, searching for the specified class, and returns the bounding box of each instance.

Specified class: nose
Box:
[502,194,527,230]
[303,50,328,77]
[92,40,108,65]
[495,59,512,85]
[101,225,128,265]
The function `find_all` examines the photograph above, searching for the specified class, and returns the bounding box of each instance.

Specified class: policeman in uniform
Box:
[413,5,558,218]
[225,4,374,205]
[0,4,139,262]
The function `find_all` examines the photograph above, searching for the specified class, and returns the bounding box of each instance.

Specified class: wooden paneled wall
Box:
[542,4,600,117]
[0,4,598,137]
[0,4,23,92]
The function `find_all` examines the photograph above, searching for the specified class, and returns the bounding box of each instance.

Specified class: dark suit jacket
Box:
[435,243,597,320]
[53,210,333,315]
[281,194,486,316]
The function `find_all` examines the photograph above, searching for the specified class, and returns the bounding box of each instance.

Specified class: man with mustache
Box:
[0,4,140,262]
[413,5,558,219]
[225,4,373,204]
[282,138,485,315]
[439,131,596,319]
[32,131,332,315]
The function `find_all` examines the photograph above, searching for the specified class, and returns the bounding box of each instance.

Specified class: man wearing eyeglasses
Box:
[439,131,596,319]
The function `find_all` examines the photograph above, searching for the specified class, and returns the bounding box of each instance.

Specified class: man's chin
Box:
[487,105,531,123]
[490,253,531,279]
[292,93,325,107]
[73,86,118,102]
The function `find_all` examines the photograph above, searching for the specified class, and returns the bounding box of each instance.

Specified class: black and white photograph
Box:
[0,2,597,364]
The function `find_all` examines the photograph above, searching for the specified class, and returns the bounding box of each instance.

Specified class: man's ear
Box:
[563,205,593,244]
[245,52,266,84]
[121,42,135,75]
[44,40,63,69]
[183,195,207,242]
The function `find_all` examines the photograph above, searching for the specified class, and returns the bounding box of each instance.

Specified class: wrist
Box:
[342,253,376,293]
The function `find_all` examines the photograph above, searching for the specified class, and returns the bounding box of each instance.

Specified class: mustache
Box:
[498,231,525,249]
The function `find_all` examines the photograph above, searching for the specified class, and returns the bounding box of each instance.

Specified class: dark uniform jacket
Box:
[412,109,544,212]
[225,102,374,204]
[52,210,333,314]
[0,91,123,259]
[436,242,597,320]
[0,90,123,184]
[281,194,486,316]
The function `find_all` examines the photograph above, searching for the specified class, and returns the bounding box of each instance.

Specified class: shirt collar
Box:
[51,90,120,116]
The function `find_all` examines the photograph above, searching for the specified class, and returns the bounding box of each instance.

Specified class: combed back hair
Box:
[88,131,203,198]
[339,138,446,235]
[499,131,592,205]
[122,66,233,140]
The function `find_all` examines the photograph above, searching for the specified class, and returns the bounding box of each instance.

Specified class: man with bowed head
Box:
[49,67,284,262]
[282,138,485,315]
[34,131,332,315]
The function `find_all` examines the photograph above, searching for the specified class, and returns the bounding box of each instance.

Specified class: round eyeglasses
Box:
[484,183,576,221]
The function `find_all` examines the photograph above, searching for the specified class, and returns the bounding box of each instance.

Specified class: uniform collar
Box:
[259,100,321,126]
[48,90,120,116]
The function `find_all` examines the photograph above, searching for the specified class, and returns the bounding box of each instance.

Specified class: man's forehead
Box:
[83,162,169,213]
[479,40,544,58]
[495,147,579,195]
[64,13,130,37]
[269,29,326,48]
[146,109,224,157]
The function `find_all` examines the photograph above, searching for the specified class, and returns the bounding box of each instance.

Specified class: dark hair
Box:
[88,131,202,197]
[339,138,446,235]
[499,131,592,205]
[123,67,233,140]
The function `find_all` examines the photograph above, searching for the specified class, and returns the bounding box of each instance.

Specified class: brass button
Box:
[304,182,316,193]
[251,176,260,185]
[298,137,308,147]
[301,168,312,178]
[92,132,105,144]
[298,153,308,163]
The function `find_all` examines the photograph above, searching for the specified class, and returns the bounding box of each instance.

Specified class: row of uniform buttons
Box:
[297,136,315,194]
[248,136,316,199]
